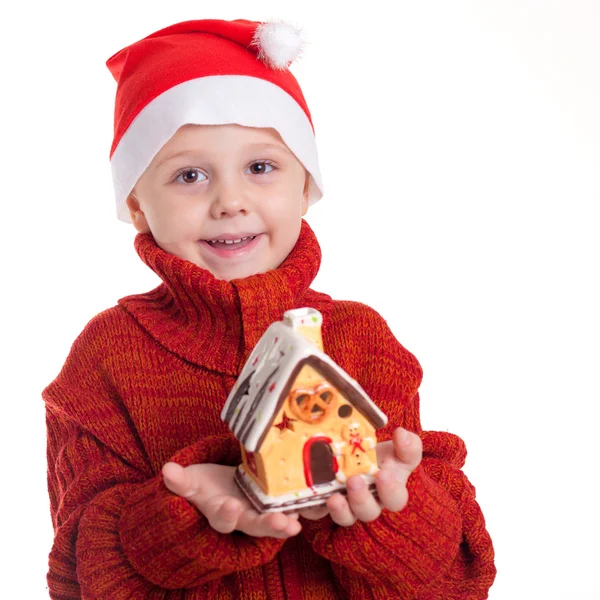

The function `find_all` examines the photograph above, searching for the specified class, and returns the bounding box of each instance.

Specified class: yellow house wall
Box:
[245,364,378,497]
[241,446,268,490]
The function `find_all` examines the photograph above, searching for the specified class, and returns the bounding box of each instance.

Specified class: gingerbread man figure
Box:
[333,421,377,483]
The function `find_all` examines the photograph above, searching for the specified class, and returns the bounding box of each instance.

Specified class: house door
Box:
[303,436,337,487]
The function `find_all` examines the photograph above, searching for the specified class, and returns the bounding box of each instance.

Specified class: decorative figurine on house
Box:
[221,307,388,512]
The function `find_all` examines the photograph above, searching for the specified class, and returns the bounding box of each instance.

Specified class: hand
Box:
[298,427,422,526]
[162,462,301,539]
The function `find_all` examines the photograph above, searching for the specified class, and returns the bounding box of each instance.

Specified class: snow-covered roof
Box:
[221,308,388,452]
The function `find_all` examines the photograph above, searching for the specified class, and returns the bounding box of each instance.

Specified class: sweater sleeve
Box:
[300,302,496,599]
[43,319,285,599]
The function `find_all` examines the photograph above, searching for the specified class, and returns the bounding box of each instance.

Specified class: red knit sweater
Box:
[43,220,495,599]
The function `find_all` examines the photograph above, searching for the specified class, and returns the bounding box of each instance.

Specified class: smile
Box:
[206,235,256,246]
[201,233,262,257]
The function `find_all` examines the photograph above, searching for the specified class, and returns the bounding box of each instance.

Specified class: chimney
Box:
[283,308,323,352]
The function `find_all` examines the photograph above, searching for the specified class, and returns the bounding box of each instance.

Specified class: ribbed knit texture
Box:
[43,219,496,599]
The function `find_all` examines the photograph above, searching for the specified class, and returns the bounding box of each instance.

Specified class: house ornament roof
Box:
[221,308,388,451]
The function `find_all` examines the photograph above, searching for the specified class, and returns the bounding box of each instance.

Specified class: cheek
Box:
[264,187,307,220]
[147,203,203,242]
[271,212,303,258]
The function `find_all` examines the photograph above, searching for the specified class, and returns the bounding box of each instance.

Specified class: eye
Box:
[174,168,207,184]
[246,161,275,175]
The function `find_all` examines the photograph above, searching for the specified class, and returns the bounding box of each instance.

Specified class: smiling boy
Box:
[42,19,496,599]
[127,124,310,282]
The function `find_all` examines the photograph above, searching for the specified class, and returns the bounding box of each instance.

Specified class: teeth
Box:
[207,236,255,245]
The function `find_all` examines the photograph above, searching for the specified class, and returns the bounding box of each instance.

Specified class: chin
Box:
[230,262,275,281]
[211,266,257,282]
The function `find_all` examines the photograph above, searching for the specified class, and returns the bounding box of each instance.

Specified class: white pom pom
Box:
[251,21,305,70]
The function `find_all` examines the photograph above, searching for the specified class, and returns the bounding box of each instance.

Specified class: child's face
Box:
[126,124,310,281]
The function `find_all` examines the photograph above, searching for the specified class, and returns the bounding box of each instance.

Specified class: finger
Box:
[326,492,357,527]
[262,511,302,538]
[344,475,381,522]
[392,428,423,472]
[297,504,329,521]
[204,496,244,534]
[162,462,195,498]
[237,508,301,538]
[272,513,302,538]
[375,467,409,512]
[224,504,262,536]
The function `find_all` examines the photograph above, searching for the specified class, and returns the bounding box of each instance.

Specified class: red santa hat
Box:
[106,19,323,223]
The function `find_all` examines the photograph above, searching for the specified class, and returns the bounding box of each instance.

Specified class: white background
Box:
[2,1,599,598]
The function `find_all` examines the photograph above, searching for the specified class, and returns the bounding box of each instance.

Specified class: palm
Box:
[162,462,301,538]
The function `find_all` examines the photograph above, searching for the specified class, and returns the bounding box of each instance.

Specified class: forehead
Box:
[163,123,287,152]
[149,124,294,173]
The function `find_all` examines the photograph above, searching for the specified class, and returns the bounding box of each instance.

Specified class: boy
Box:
[43,19,496,599]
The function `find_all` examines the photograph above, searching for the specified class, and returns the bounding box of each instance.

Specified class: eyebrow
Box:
[156,142,293,168]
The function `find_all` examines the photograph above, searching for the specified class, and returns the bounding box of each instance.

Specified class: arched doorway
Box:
[303,436,338,486]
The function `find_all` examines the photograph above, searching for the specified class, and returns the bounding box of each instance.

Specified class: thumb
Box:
[162,462,195,498]
[392,428,422,472]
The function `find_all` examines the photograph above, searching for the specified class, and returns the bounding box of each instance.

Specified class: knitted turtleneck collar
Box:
[118,219,327,375]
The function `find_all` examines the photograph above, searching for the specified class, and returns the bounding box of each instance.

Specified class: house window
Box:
[338,404,353,418]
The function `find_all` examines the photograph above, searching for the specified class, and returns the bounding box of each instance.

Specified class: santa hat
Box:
[106,19,323,223]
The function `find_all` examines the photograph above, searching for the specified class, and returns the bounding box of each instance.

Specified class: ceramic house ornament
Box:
[221,308,388,512]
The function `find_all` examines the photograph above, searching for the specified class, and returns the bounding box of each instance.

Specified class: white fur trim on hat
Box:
[110,75,323,223]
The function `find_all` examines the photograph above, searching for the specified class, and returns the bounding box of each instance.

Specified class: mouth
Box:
[205,235,257,248]
[200,233,262,257]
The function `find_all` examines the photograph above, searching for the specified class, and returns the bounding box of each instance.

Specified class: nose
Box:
[209,180,249,218]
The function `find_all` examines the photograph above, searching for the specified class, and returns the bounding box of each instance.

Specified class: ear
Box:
[301,171,310,216]
[126,193,151,234]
